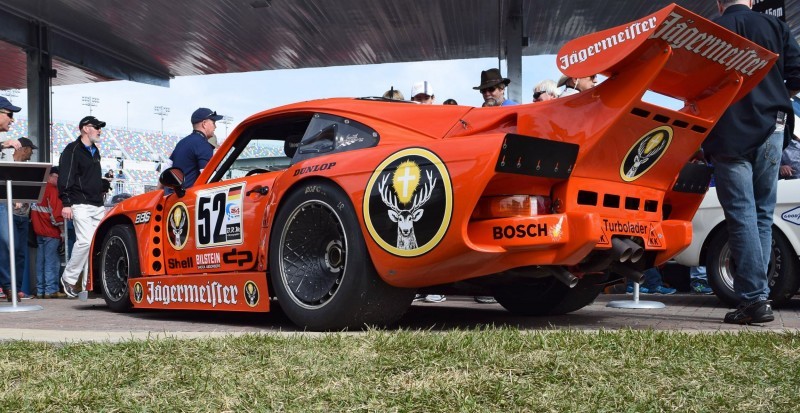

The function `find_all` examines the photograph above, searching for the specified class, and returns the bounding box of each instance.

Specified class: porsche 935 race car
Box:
[86,4,777,330]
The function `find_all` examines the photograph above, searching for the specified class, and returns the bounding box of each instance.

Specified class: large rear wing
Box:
[557,3,777,111]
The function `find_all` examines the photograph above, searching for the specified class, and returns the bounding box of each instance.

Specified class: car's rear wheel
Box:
[706,226,799,307]
[269,181,414,330]
[494,272,604,316]
[99,225,139,312]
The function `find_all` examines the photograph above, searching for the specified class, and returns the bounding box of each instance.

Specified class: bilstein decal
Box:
[167,202,189,250]
[364,148,453,257]
[620,126,672,182]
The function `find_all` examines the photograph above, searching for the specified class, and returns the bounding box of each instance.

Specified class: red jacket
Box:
[31,182,64,239]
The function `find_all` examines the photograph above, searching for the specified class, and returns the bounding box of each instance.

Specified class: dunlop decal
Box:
[620,126,672,182]
[167,202,190,250]
[363,148,453,257]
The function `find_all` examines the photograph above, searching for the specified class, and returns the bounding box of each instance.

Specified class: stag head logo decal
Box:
[620,126,672,182]
[167,202,189,250]
[364,148,453,257]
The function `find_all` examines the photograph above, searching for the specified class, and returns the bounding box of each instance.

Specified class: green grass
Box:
[1,329,799,412]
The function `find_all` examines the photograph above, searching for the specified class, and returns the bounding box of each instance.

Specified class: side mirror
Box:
[159,167,185,197]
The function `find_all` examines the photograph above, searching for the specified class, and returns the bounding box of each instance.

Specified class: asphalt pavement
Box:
[1,293,798,343]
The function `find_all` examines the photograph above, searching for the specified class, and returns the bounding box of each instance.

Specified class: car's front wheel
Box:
[99,225,139,312]
[269,181,414,330]
[706,226,799,307]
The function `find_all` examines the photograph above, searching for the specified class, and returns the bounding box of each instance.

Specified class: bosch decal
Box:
[363,148,453,257]
[620,126,672,182]
[167,202,189,250]
[493,223,549,239]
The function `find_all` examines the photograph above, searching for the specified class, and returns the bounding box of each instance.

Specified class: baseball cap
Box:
[411,81,434,98]
[0,96,21,113]
[78,116,106,129]
[18,137,38,149]
[191,108,223,124]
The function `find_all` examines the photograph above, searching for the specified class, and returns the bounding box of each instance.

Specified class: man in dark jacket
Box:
[705,0,800,324]
[58,115,110,297]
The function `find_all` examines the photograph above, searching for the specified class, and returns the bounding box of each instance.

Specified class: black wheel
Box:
[269,181,414,330]
[706,226,799,307]
[494,272,604,316]
[99,225,140,312]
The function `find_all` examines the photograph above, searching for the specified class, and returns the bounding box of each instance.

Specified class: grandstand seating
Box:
[6,118,284,195]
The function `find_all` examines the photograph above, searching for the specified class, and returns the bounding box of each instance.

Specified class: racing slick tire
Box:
[269,181,414,331]
[494,273,605,316]
[706,226,799,307]
[99,225,140,312]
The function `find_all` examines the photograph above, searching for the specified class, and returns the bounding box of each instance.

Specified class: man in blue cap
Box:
[168,108,223,189]
[0,96,23,301]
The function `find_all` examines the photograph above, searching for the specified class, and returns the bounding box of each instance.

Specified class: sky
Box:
[4,55,566,140]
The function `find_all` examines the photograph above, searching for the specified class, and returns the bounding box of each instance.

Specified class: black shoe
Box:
[724,300,774,324]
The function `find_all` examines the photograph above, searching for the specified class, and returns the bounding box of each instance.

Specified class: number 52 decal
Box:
[195,183,245,248]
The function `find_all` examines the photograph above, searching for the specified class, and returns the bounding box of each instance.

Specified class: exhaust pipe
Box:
[611,238,633,262]
[549,266,579,288]
[610,263,644,284]
[621,238,644,263]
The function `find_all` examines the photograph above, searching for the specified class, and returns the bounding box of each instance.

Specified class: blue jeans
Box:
[710,129,782,304]
[0,203,10,290]
[36,235,61,295]
[13,214,30,294]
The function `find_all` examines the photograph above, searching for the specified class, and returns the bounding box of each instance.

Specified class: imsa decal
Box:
[364,148,453,257]
[167,202,190,250]
[620,126,672,182]
[195,183,245,248]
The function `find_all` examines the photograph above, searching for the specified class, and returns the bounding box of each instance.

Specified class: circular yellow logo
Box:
[244,280,259,307]
[167,202,189,250]
[363,148,453,257]
[133,282,144,303]
[620,126,673,182]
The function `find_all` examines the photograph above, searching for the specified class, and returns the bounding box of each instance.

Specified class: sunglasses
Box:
[0,110,13,119]
[533,91,544,99]
[412,94,432,101]
[480,86,498,94]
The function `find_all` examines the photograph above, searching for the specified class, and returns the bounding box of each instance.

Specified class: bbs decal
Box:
[363,148,453,257]
[195,183,245,248]
[134,211,151,224]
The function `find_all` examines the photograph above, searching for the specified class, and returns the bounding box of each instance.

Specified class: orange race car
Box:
[87,4,776,330]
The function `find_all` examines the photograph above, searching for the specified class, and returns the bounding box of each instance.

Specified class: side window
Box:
[291,113,379,164]
[209,115,313,182]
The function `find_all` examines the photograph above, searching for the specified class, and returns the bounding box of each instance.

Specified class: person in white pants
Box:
[58,116,110,297]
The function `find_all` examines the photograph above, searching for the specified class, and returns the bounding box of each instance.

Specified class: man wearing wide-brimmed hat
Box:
[474,68,518,107]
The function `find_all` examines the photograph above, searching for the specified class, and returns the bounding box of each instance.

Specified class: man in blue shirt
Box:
[169,108,223,189]
[474,68,518,106]
[705,0,800,324]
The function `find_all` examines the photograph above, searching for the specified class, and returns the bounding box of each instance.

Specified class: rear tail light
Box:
[472,195,552,220]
